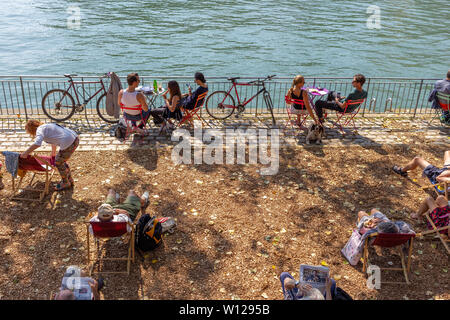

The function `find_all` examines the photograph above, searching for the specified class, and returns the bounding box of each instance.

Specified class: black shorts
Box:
[423,164,450,183]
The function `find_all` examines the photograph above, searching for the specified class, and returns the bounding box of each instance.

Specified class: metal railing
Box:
[0,75,440,122]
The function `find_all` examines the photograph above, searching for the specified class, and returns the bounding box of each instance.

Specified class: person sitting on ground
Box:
[286,75,320,125]
[428,70,450,124]
[280,271,335,300]
[55,265,103,300]
[118,73,150,135]
[315,74,368,124]
[414,195,449,237]
[392,150,450,184]
[149,80,183,133]
[179,72,209,111]
[89,189,149,227]
[21,120,79,191]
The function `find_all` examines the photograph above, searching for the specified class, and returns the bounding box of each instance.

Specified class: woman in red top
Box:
[414,195,449,235]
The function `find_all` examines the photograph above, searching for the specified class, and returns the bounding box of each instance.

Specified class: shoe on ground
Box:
[392,165,407,177]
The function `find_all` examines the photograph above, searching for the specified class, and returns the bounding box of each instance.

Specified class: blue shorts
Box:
[423,164,450,183]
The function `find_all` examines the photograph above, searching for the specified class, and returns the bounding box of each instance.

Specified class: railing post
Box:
[19,76,28,121]
[413,79,424,118]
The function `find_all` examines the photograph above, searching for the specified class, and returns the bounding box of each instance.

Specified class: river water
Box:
[0,0,449,78]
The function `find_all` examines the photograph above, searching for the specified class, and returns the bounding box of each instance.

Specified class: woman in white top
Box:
[117,73,150,135]
[21,120,79,191]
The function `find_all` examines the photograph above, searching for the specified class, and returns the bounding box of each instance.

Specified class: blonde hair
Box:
[25,119,43,137]
[288,75,305,95]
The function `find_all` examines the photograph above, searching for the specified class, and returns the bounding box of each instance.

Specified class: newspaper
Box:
[298,264,329,295]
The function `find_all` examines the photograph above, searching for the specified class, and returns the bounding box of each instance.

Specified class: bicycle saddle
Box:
[227,77,240,81]
[64,74,78,77]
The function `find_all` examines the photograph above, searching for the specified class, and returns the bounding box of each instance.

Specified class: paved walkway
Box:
[0,115,448,151]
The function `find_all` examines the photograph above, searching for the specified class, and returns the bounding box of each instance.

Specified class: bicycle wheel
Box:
[42,89,75,122]
[96,93,119,124]
[205,91,236,120]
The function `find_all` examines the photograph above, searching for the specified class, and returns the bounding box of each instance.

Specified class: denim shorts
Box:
[423,164,450,183]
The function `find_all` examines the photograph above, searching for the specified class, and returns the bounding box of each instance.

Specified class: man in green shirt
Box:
[315,74,368,123]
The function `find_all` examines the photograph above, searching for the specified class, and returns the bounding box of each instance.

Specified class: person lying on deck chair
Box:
[413,195,449,238]
[392,150,450,184]
[89,189,150,230]
[314,74,368,124]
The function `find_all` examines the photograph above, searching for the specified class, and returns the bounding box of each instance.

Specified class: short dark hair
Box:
[447,70,450,79]
[195,72,206,83]
[127,73,139,86]
[354,74,366,85]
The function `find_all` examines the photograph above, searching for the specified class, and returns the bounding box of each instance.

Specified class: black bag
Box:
[135,214,163,252]
[333,287,353,300]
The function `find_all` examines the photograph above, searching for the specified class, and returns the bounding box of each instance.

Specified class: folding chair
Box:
[11,154,56,202]
[326,99,366,135]
[362,232,415,284]
[86,215,135,275]
[119,103,148,141]
[421,180,449,198]
[176,91,209,128]
[429,92,450,125]
[284,95,310,129]
[417,185,449,254]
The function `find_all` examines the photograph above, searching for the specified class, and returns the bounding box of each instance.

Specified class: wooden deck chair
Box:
[421,180,449,198]
[326,99,366,135]
[429,92,450,125]
[417,185,449,254]
[11,154,56,202]
[362,232,415,284]
[86,213,135,275]
[176,91,209,128]
[284,95,310,129]
[120,103,149,141]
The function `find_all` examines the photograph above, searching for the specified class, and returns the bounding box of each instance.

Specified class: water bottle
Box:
[153,80,158,93]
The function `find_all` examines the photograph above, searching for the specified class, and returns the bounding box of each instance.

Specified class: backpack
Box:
[135,214,162,252]
[111,122,127,141]
[334,287,353,300]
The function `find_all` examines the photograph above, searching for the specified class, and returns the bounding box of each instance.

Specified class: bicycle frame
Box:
[65,78,107,105]
[222,81,267,108]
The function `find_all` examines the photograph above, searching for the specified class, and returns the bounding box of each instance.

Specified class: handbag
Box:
[341,229,363,266]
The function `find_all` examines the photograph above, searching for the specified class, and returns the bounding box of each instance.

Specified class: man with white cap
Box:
[89,203,133,234]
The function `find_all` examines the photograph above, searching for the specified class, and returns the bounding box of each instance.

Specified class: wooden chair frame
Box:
[11,153,56,202]
[362,232,415,284]
[421,181,449,198]
[86,213,135,276]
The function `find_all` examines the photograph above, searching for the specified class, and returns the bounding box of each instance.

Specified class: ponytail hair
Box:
[288,75,305,95]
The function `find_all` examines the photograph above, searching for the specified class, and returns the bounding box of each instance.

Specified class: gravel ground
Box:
[0,143,449,300]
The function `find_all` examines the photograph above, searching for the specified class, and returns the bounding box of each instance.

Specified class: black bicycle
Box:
[42,73,117,123]
[205,75,276,124]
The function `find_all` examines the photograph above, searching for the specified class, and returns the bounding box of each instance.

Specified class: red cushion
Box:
[372,233,415,247]
[90,221,128,238]
[19,155,55,171]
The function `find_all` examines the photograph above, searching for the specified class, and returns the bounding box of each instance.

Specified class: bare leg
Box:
[413,196,437,219]
[444,150,450,166]
[401,156,431,173]
[358,211,369,223]
[128,190,147,207]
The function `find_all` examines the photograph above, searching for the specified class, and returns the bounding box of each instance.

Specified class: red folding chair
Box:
[284,95,310,129]
[86,216,135,275]
[177,91,208,128]
[429,92,450,125]
[326,99,366,135]
[11,154,56,202]
[362,232,415,284]
[120,103,148,141]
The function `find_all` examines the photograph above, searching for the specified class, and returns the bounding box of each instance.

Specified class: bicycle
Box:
[205,75,277,124]
[41,73,118,123]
